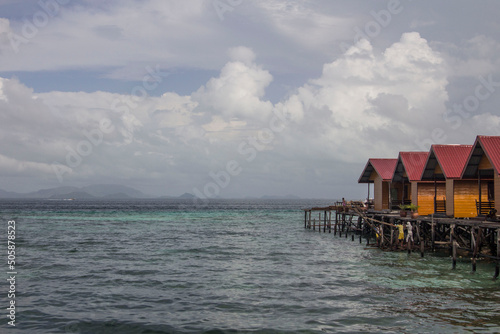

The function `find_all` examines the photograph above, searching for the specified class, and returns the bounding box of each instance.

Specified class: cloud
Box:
[275,32,449,162]
[1,29,499,197]
[192,49,274,120]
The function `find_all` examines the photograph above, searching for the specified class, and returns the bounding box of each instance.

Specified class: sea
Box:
[1,198,499,333]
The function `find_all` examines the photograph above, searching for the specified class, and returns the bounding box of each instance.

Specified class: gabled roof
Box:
[462,135,500,178]
[392,152,428,182]
[358,158,397,183]
[421,145,473,180]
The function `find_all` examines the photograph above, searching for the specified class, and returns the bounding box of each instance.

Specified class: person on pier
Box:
[406,221,413,248]
[397,223,405,248]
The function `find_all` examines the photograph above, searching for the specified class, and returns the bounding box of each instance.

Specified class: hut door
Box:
[404,185,410,204]
[488,181,494,201]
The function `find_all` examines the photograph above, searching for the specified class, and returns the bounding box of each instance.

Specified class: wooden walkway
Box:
[303,203,500,278]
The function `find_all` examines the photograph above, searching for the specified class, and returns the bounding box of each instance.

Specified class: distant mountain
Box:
[24,186,80,199]
[81,184,147,198]
[260,195,301,200]
[1,184,150,200]
[178,192,196,199]
[102,192,134,199]
[49,191,96,200]
[0,189,23,199]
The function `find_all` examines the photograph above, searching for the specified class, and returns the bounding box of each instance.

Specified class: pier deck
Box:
[303,204,500,278]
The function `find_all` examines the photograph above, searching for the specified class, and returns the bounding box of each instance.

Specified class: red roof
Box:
[395,152,428,181]
[371,159,397,180]
[462,135,500,178]
[479,136,500,174]
[430,145,473,179]
[358,158,397,183]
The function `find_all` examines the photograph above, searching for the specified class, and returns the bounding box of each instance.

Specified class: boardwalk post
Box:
[472,227,479,273]
[452,241,458,269]
[366,219,370,246]
[324,210,327,233]
[451,224,457,269]
[334,211,338,236]
[318,213,321,233]
[381,224,384,248]
[416,223,424,258]
[304,211,307,228]
[431,215,435,252]
[450,224,455,258]
[328,211,332,233]
[495,228,500,279]
[308,211,312,229]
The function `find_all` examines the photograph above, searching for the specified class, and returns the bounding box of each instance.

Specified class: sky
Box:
[1,0,500,199]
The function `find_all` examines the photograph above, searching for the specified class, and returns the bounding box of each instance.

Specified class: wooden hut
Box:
[420,145,472,216]
[358,159,397,211]
[391,152,428,210]
[460,135,500,217]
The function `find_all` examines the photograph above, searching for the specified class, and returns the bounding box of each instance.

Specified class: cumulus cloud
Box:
[274,33,448,162]
[1,29,499,197]
[192,49,274,120]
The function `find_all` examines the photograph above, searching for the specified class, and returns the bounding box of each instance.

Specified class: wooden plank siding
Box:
[453,180,491,218]
[417,182,446,215]
[454,181,478,218]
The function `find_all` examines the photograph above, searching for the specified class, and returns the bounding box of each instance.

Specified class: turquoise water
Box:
[1,199,499,333]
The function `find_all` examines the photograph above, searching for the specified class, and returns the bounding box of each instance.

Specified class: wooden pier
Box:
[303,203,500,278]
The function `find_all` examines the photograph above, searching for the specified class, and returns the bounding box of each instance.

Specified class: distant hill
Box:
[0,189,23,199]
[81,184,146,198]
[178,192,196,199]
[260,195,301,200]
[49,191,96,200]
[102,192,134,199]
[24,186,80,199]
[0,184,149,200]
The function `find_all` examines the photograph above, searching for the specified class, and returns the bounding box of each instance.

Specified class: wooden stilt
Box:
[381,224,384,248]
[495,229,500,279]
[416,223,424,257]
[450,224,455,257]
[431,215,435,252]
[328,211,332,233]
[452,240,457,270]
[334,211,338,236]
[323,211,326,233]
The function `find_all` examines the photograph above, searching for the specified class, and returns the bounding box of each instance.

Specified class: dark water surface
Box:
[1,199,499,333]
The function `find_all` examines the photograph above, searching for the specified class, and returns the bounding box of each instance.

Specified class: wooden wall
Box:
[453,180,490,218]
[373,173,383,211]
[372,171,391,211]
[417,182,446,215]
[411,182,418,206]
[382,181,390,210]
[454,181,478,218]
